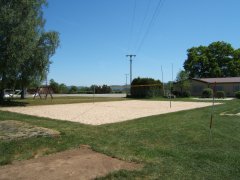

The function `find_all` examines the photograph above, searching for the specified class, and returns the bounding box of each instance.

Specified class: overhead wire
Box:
[135,0,165,53]
[127,0,137,53]
[133,0,153,52]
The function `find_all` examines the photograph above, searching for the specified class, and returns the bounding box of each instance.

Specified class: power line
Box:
[136,0,165,53]
[133,0,152,51]
[127,0,137,53]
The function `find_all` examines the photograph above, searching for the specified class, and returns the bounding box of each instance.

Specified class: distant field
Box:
[0,96,126,107]
[0,99,239,179]
[0,95,231,107]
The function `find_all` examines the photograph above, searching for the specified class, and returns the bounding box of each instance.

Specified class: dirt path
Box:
[0,100,218,125]
[0,146,141,180]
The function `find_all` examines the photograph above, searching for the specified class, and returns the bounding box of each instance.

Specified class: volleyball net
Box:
[126,84,171,98]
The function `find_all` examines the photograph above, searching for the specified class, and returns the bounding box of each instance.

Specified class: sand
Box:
[0,100,217,125]
[0,145,142,180]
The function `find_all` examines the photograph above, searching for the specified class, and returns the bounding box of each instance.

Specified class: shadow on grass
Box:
[0,100,28,107]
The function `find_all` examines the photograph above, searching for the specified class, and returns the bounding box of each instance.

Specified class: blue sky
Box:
[44,0,240,86]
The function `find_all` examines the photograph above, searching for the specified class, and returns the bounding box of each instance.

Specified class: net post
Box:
[93,85,95,104]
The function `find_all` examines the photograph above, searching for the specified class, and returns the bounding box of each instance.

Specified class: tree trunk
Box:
[21,87,26,99]
[21,88,26,99]
[0,89,4,103]
[0,73,6,102]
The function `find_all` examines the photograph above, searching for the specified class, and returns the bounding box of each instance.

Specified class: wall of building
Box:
[189,80,208,97]
[190,80,240,97]
[209,83,240,97]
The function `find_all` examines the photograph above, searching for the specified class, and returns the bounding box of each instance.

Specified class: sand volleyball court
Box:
[0,100,217,125]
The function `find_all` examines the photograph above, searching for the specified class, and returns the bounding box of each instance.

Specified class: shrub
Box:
[235,91,240,99]
[202,88,213,98]
[172,90,190,98]
[215,91,225,98]
[182,91,191,97]
[172,90,181,97]
[130,77,162,98]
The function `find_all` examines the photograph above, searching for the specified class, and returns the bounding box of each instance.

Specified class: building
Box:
[190,77,240,97]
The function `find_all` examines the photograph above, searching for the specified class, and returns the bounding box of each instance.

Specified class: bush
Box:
[172,90,191,97]
[216,91,225,98]
[202,88,213,98]
[130,77,162,98]
[182,91,191,97]
[235,91,240,99]
[172,90,181,97]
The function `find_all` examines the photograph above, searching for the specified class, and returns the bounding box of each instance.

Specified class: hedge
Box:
[236,91,240,99]
[216,91,225,99]
[130,77,162,98]
[202,88,213,98]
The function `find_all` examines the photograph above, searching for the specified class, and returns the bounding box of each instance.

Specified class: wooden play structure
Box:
[33,86,53,99]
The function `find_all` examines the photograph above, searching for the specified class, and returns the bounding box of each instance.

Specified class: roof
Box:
[192,77,240,84]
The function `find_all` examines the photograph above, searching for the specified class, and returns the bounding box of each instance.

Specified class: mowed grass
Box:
[0,100,240,179]
[0,96,126,107]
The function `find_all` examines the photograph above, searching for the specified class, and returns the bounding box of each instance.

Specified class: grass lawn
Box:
[0,96,126,107]
[0,95,230,107]
[0,99,240,179]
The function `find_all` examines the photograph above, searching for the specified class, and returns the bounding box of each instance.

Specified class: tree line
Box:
[49,79,112,94]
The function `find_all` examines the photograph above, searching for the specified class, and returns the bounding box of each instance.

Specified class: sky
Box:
[43,0,240,86]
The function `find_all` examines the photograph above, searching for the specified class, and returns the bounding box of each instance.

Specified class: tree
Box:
[49,79,68,94]
[184,41,240,78]
[175,70,190,95]
[130,77,162,98]
[101,85,112,93]
[19,31,59,98]
[0,0,59,100]
[58,83,68,94]
[228,49,240,77]
[49,79,60,93]
[90,85,112,94]
[69,86,78,94]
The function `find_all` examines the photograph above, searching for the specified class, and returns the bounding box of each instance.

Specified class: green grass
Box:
[0,99,240,179]
[0,96,126,107]
[222,108,240,115]
[0,95,229,107]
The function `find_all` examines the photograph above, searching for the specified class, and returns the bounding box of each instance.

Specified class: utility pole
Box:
[126,54,136,84]
[125,74,129,93]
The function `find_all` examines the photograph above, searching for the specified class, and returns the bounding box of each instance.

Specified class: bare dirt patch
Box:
[220,112,240,116]
[220,108,240,116]
[0,145,142,180]
[0,100,218,125]
[0,120,60,141]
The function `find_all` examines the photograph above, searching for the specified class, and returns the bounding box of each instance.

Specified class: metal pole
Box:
[170,64,173,108]
[93,85,95,104]
[209,82,216,143]
[126,55,136,84]
[170,84,172,108]
[161,66,164,96]
[130,59,132,84]
[125,74,128,93]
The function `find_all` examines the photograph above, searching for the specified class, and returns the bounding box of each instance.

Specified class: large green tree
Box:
[130,77,162,98]
[175,70,190,95]
[184,41,240,78]
[0,0,59,100]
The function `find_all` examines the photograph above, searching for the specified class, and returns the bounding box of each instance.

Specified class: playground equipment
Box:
[33,86,53,99]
